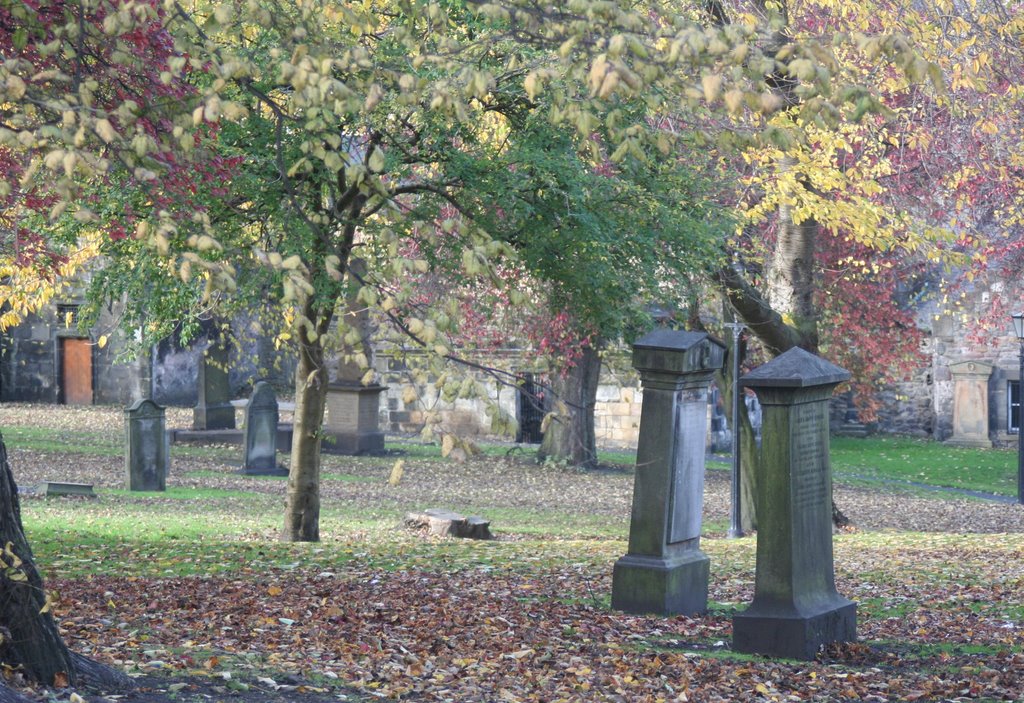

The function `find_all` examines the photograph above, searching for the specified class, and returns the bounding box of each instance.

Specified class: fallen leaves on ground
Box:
[2,403,1024,702]
[51,557,1022,703]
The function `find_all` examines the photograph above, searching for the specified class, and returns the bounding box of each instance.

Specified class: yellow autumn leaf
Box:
[702,73,723,103]
[723,89,745,114]
[367,146,384,172]
[94,118,116,143]
[388,459,404,486]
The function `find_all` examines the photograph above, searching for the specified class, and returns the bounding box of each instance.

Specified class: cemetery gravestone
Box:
[241,382,287,475]
[732,347,857,660]
[125,399,168,491]
[193,339,236,431]
[611,330,725,616]
[323,259,386,455]
[945,360,993,448]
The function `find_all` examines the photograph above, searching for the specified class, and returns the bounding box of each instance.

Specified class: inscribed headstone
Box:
[611,330,725,616]
[242,381,285,475]
[125,399,168,491]
[946,360,993,447]
[193,338,235,431]
[732,347,856,660]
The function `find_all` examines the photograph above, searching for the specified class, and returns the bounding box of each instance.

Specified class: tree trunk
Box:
[768,167,820,349]
[717,336,759,533]
[738,401,758,533]
[0,435,132,695]
[0,436,74,685]
[283,304,332,542]
[537,343,602,469]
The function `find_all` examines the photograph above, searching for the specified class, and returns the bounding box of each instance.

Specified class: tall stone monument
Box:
[193,337,236,431]
[125,399,168,491]
[241,382,287,475]
[732,347,857,660]
[945,360,993,447]
[323,259,386,455]
[611,330,725,616]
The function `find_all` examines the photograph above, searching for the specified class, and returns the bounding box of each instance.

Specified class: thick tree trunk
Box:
[0,436,132,695]
[537,344,602,469]
[768,167,820,349]
[0,436,74,685]
[283,305,332,542]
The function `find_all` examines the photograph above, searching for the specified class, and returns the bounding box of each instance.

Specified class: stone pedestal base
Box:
[610,551,709,616]
[193,403,236,431]
[240,463,288,477]
[323,384,386,456]
[321,430,386,455]
[944,437,993,448]
[733,599,857,660]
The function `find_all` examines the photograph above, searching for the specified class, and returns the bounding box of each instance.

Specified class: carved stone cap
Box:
[632,330,725,376]
[125,398,164,418]
[741,347,850,389]
[948,360,994,378]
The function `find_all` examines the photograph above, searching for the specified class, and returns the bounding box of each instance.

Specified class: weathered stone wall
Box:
[377,351,525,440]
[926,278,1020,446]
[376,350,647,448]
[593,354,642,448]
[1,302,294,409]
[843,275,1024,446]
[0,313,57,402]
[0,304,148,405]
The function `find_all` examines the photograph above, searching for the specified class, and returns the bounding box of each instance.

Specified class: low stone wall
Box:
[376,350,646,448]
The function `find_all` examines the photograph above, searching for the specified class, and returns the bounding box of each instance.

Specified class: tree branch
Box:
[716,263,807,356]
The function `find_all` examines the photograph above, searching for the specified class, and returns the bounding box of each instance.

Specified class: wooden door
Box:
[61,338,93,405]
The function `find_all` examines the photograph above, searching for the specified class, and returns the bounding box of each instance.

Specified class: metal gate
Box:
[516,373,548,444]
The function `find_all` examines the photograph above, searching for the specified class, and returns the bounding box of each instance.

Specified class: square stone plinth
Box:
[321,430,385,455]
[611,551,709,616]
[733,599,857,660]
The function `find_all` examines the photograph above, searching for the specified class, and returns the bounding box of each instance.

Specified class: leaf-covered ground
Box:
[1,403,1023,702]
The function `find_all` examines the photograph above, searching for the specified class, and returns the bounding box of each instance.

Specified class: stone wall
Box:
[0,315,56,402]
[1,303,294,409]
[0,303,148,405]
[846,275,1024,447]
[376,350,647,448]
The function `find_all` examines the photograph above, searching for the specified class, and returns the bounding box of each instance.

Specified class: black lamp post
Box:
[725,321,745,537]
[1013,312,1024,505]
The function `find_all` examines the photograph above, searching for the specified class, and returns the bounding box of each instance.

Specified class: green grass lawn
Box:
[829,435,1018,496]
[5,414,1019,495]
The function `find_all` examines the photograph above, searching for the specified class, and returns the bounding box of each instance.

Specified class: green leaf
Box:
[12,27,28,51]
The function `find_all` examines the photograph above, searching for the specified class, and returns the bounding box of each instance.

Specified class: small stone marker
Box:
[193,339,236,431]
[611,330,725,616]
[732,347,857,660]
[125,399,168,492]
[241,382,287,476]
[35,482,96,498]
[405,509,492,539]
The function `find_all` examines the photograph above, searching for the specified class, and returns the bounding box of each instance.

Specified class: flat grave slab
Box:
[35,481,97,498]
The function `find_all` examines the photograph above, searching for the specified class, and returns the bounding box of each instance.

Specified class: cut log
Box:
[404,509,492,540]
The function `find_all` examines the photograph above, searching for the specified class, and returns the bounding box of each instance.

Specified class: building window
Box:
[1010,380,1021,433]
[56,304,80,328]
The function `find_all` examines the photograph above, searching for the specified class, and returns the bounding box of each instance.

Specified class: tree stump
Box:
[404,509,492,539]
